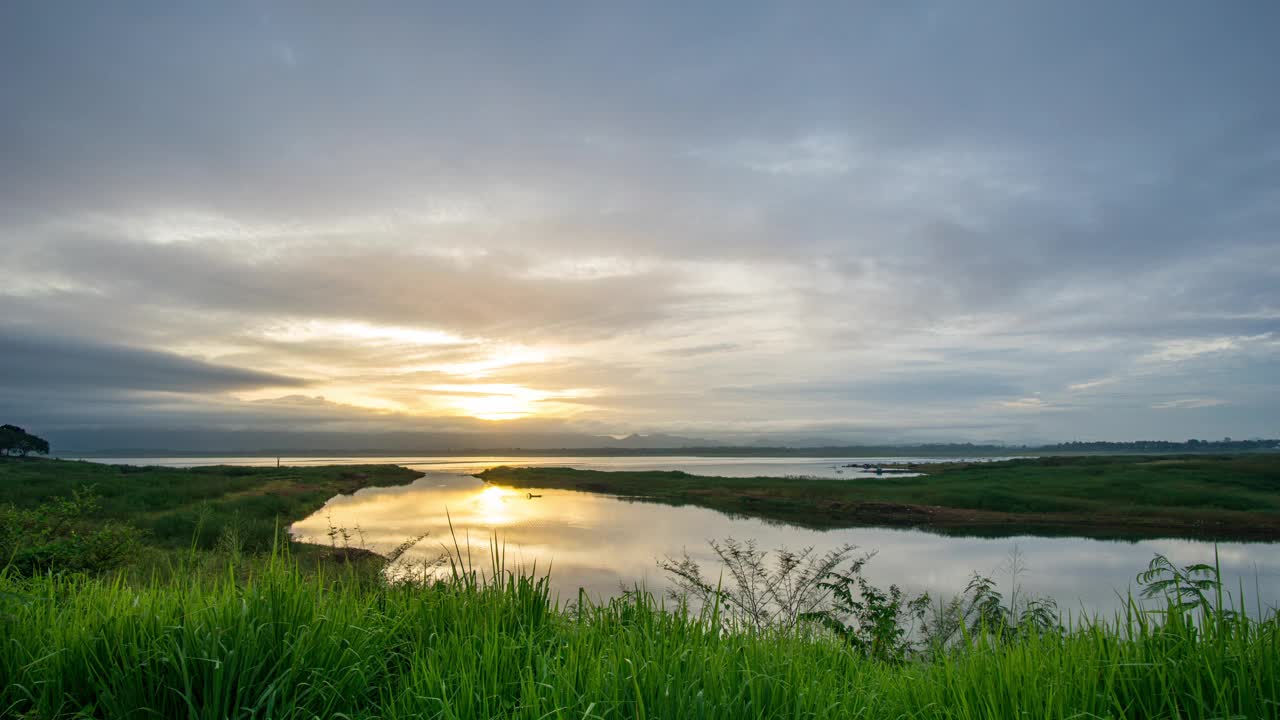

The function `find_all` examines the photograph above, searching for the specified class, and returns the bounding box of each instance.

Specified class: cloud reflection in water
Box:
[292,468,1280,615]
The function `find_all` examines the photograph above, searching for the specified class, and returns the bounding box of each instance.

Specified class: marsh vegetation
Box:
[0,458,423,574]
[2,531,1277,718]
[3,456,1279,717]
[480,454,1280,540]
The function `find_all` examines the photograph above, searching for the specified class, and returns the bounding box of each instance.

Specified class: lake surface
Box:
[90,455,1280,616]
[80,454,960,477]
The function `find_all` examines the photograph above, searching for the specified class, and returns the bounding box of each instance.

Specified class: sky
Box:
[2,2,1278,447]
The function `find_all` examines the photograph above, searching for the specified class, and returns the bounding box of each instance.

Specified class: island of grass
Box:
[478,454,1280,541]
[0,457,424,561]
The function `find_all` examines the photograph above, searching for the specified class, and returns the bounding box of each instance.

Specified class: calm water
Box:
[90,455,1280,615]
[81,454,956,477]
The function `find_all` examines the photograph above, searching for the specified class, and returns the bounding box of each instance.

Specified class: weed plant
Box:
[2,539,1277,719]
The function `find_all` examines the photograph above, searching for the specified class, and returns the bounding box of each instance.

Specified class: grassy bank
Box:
[2,458,1279,717]
[479,455,1280,540]
[1,551,1276,719]
[0,457,423,554]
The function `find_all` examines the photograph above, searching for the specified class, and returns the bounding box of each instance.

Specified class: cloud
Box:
[658,343,741,357]
[1141,337,1247,364]
[0,330,306,393]
[999,397,1052,410]
[7,232,692,344]
[0,3,1277,442]
[1152,398,1229,410]
[1068,378,1116,392]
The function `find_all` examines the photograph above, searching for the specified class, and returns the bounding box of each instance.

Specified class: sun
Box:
[454,393,538,421]
[429,383,551,421]
[422,382,594,421]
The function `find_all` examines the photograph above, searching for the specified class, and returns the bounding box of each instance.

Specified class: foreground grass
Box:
[0,458,423,552]
[1,554,1276,720]
[479,454,1280,540]
[3,457,1278,717]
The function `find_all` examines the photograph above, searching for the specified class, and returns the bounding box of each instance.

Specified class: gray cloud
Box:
[8,232,689,343]
[716,373,1026,404]
[1,2,1277,443]
[0,330,305,393]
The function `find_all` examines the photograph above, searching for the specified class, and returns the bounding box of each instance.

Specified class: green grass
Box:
[479,455,1280,540]
[2,457,1278,717]
[1,550,1276,719]
[0,458,423,552]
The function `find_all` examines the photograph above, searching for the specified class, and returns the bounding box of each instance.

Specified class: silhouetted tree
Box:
[0,426,15,456]
[0,425,50,457]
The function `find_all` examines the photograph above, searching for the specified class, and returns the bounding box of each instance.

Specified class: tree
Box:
[0,424,50,457]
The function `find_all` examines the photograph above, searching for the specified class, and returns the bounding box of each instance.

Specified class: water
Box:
[88,455,1280,616]
[77,454,961,477]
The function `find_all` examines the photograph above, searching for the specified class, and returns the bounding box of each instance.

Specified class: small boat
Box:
[527,493,543,499]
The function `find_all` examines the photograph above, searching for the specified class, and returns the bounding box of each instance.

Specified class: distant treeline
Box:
[45,439,1280,458]
[1034,438,1280,453]
[588,440,1280,456]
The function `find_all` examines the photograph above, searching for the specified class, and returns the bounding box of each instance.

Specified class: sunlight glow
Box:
[427,345,550,378]
[427,383,595,421]
[433,383,548,420]
[269,320,468,347]
[475,484,514,525]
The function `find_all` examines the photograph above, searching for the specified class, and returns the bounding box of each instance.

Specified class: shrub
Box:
[0,487,141,575]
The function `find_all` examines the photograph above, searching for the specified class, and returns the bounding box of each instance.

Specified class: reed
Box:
[2,546,1276,719]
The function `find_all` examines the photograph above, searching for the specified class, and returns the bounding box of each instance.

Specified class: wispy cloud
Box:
[1152,398,1229,410]
[1141,337,1245,364]
[998,397,1052,410]
[1068,378,1117,392]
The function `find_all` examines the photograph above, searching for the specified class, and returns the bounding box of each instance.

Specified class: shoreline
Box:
[477,455,1280,542]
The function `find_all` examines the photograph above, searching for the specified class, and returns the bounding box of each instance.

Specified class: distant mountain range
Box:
[43,427,1279,457]
[609,433,726,449]
[47,428,726,455]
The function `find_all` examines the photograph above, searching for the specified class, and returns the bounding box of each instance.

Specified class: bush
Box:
[0,487,142,576]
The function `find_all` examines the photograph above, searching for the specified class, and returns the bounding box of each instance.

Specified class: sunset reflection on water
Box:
[289,465,1280,613]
